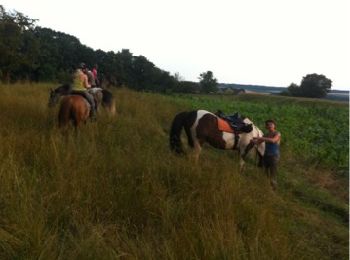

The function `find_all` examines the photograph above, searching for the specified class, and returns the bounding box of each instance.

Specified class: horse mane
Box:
[55,84,72,95]
[240,123,253,133]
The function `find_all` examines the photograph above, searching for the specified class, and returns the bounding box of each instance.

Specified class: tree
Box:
[176,81,200,93]
[174,72,184,82]
[0,5,37,82]
[299,73,332,98]
[286,83,301,96]
[286,74,332,98]
[199,71,218,93]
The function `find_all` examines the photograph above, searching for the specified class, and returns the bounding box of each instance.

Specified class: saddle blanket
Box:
[217,118,234,133]
[88,87,103,94]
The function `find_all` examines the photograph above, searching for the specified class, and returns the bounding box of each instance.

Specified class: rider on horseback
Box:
[92,64,100,87]
[86,68,97,88]
[71,63,97,119]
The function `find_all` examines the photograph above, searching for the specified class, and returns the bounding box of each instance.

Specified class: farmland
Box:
[0,84,348,259]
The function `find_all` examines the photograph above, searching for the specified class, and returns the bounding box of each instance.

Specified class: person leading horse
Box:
[169,110,265,171]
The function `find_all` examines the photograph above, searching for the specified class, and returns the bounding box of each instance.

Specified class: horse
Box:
[48,84,116,116]
[169,110,265,171]
[58,95,90,129]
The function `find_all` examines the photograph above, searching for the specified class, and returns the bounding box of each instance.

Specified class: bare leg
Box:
[269,159,278,190]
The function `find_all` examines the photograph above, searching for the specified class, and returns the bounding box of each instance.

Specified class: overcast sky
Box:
[2,0,350,90]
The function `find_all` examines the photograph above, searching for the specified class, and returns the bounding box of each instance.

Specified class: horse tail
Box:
[58,97,71,128]
[102,89,116,116]
[170,112,187,154]
[102,89,113,106]
[170,111,196,154]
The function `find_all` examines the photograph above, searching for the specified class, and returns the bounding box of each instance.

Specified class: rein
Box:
[233,133,240,150]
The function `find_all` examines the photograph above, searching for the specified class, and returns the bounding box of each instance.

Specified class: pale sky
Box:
[2,0,350,90]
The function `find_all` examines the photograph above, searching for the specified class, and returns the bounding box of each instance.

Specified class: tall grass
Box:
[0,84,348,259]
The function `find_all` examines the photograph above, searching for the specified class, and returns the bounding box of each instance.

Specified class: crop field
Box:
[0,84,348,259]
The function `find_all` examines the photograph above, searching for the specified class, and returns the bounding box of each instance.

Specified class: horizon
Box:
[217,82,349,92]
[2,0,350,90]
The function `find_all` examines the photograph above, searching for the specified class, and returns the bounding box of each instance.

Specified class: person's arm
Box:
[253,132,280,144]
[257,133,281,144]
[83,74,91,89]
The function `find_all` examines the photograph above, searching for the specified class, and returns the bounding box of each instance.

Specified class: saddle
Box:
[216,110,246,133]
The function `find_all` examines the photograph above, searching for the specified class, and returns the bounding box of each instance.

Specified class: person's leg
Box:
[269,156,279,190]
[263,155,270,176]
[84,92,96,118]
[263,155,276,190]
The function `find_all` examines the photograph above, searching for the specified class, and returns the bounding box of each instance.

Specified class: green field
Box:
[0,84,348,259]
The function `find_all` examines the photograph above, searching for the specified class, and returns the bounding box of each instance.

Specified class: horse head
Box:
[240,123,253,133]
[48,89,60,107]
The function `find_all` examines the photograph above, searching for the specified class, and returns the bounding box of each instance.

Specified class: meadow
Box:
[0,84,348,259]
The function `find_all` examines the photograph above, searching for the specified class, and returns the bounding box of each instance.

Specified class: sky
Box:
[2,0,350,90]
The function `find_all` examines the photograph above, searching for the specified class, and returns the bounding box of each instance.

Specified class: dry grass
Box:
[0,84,348,259]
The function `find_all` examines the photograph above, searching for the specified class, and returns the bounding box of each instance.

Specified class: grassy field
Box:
[0,84,348,259]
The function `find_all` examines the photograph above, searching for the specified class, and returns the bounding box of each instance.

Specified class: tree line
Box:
[0,5,219,93]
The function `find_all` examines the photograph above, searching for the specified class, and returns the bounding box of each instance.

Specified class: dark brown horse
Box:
[58,95,90,129]
[169,110,265,171]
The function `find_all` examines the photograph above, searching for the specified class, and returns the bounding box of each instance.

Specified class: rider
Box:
[71,62,97,119]
[92,64,100,87]
[86,67,97,88]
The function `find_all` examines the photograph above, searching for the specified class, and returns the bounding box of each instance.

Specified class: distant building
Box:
[218,87,245,95]
[233,88,245,95]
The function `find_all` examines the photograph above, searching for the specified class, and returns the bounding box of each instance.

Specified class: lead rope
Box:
[254,124,260,166]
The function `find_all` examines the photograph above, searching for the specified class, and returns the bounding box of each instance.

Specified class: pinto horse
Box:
[48,84,116,116]
[58,95,90,129]
[169,110,265,170]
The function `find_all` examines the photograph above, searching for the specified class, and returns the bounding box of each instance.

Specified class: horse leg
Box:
[108,101,116,117]
[191,139,202,164]
[58,104,70,129]
[239,153,246,173]
[256,143,265,167]
[257,149,264,167]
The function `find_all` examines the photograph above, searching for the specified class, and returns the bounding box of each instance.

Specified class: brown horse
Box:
[48,85,116,117]
[169,110,265,171]
[58,95,91,129]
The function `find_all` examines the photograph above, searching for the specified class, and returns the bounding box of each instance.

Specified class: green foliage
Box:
[286,74,332,98]
[286,82,300,96]
[0,5,38,82]
[199,70,218,93]
[176,81,200,93]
